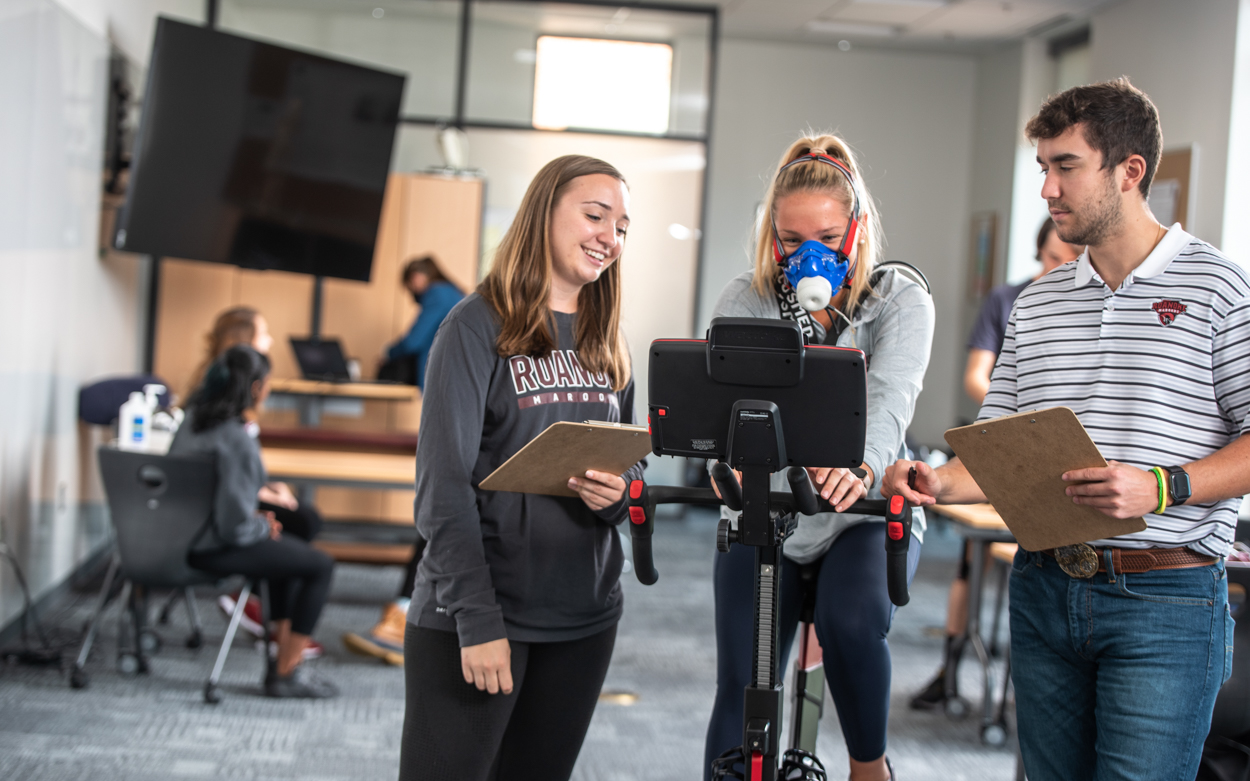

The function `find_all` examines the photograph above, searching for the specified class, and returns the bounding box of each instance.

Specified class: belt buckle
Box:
[1053,543,1099,578]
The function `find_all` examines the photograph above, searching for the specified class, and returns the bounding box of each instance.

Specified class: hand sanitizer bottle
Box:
[118,391,150,451]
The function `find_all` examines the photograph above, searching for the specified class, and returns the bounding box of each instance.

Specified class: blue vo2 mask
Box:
[783,240,851,312]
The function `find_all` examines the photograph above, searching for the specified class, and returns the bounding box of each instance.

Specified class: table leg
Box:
[965,538,995,729]
[297,397,323,427]
[296,480,316,508]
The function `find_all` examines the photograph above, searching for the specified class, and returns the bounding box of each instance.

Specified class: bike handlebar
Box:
[626,480,913,606]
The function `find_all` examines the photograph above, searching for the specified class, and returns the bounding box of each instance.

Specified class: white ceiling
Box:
[665,0,1117,50]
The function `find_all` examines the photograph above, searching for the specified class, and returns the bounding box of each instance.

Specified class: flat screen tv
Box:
[113,18,405,282]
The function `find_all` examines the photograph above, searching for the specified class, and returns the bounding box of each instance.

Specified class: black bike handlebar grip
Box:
[786,467,819,516]
[710,462,743,512]
[627,480,659,585]
[884,494,913,606]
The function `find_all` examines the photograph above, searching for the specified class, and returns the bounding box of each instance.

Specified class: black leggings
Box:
[704,522,921,773]
[398,624,616,781]
[189,536,334,636]
[259,501,323,543]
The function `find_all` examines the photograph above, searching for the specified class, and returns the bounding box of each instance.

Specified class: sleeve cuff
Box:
[454,606,508,648]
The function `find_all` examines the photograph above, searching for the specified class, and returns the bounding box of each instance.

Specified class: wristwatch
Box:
[1165,466,1192,506]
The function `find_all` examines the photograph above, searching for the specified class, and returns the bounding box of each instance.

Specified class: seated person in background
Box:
[378,256,465,387]
[911,218,1081,710]
[191,307,325,648]
[170,345,338,699]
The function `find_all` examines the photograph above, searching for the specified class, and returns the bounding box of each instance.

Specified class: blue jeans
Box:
[1009,548,1232,781]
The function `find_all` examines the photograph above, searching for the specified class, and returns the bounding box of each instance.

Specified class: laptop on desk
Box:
[289,338,352,381]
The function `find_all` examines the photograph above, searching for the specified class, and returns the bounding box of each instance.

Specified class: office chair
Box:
[75,448,272,704]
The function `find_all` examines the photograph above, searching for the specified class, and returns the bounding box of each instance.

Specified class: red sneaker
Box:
[217,592,265,639]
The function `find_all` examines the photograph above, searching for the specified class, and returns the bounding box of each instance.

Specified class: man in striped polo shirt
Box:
[884,78,1250,780]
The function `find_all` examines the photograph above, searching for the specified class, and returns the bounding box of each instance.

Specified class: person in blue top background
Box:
[379,256,465,387]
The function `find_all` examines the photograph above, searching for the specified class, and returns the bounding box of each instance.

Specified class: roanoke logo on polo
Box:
[1151,299,1187,326]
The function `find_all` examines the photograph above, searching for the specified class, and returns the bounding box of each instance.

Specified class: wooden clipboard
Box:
[944,407,1146,551]
[478,421,652,497]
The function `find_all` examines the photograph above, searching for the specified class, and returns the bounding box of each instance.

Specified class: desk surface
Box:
[269,378,418,401]
[932,503,1010,532]
[263,447,415,489]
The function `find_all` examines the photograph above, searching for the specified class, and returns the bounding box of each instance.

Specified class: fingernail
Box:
[568,479,578,487]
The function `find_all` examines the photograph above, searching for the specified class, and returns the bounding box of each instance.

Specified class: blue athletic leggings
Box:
[703,521,921,775]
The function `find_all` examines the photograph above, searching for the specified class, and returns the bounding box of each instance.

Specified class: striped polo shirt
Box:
[979,224,1250,557]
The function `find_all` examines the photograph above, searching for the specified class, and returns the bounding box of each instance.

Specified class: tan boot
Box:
[342,602,407,666]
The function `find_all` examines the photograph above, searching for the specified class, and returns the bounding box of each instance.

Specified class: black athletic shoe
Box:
[909,668,949,711]
[265,665,339,699]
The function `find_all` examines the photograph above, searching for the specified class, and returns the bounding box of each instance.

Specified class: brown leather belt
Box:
[1043,546,1217,574]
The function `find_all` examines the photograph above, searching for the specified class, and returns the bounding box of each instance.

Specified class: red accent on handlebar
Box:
[628,506,646,525]
[629,481,643,500]
[889,495,905,515]
[887,521,905,541]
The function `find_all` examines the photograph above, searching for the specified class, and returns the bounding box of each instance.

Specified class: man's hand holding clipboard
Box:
[881,407,1146,551]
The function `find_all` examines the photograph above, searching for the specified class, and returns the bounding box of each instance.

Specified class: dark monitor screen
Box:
[113,18,405,282]
[646,321,867,468]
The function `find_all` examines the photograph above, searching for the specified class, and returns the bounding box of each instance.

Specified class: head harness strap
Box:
[770,152,864,267]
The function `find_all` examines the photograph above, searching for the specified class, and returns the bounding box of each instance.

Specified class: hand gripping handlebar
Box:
[626,472,913,606]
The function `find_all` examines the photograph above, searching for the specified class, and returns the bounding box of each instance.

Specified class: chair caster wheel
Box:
[186,631,203,650]
[982,723,1008,747]
[204,682,221,704]
[118,653,140,675]
[70,669,89,689]
[139,629,161,654]
[944,695,971,721]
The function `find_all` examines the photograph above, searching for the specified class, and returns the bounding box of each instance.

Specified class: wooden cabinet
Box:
[152,172,483,525]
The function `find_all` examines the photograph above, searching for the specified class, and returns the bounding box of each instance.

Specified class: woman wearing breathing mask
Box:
[703,134,934,781]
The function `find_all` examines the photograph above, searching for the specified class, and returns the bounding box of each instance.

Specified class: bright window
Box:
[532,36,672,134]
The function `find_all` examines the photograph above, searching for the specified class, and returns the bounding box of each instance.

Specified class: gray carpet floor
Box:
[0,510,1016,780]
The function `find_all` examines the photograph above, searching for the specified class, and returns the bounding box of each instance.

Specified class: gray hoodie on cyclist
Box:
[711,266,934,563]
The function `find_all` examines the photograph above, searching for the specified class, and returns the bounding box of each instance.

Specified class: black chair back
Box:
[98,448,217,589]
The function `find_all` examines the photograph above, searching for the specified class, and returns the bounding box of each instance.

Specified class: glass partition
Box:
[465,1,712,137]
[219,0,463,119]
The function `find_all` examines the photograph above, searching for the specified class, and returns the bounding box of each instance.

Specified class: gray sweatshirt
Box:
[168,412,269,552]
[408,293,647,647]
[712,267,934,563]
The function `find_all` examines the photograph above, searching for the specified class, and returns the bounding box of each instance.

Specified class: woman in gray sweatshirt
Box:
[170,345,336,699]
[397,156,646,781]
[703,135,934,781]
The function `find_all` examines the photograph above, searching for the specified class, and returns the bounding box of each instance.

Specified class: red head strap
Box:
[770,152,864,266]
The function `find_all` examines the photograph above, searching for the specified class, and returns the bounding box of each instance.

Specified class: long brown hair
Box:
[479,155,631,391]
[752,134,883,321]
[187,306,260,397]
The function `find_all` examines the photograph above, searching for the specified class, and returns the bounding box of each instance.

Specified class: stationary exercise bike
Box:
[625,318,914,781]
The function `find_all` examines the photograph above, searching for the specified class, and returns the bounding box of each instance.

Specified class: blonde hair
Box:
[187,306,260,398]
[478,155,631,391]
[751,133,883,321]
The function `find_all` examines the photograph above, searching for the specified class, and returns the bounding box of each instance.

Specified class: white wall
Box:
[1088,0,1241,248]
[0,0,145,628]
[1223,0,1250,265]
[700,38,978,447]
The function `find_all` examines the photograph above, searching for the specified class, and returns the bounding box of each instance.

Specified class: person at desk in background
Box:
[171,345,338,698]
[377,256,465,387]
[884,78,1250,781]
[191,307,326,650]
[910,218,1081,711]
[396,155,645,781]
[704,133,933,781]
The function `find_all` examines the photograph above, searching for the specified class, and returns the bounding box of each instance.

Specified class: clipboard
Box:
[478,421,652,497]
[944,407,1146,551]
